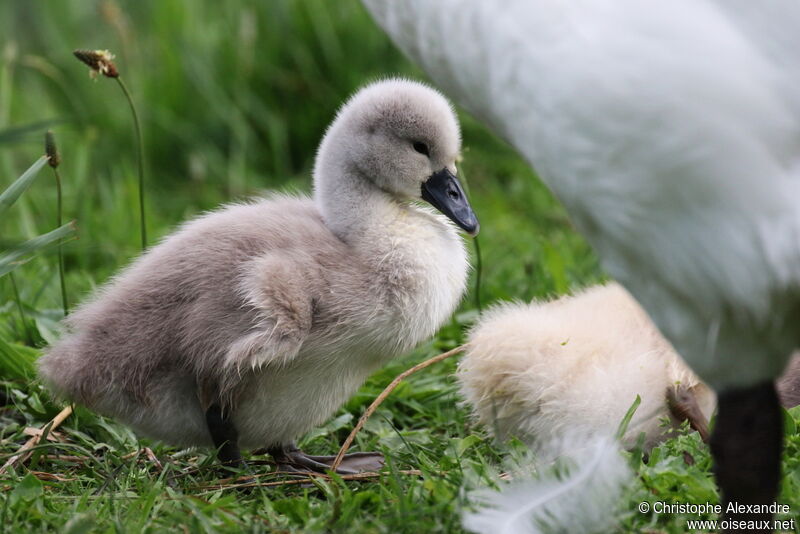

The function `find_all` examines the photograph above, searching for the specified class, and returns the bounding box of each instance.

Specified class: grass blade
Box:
[0,120,64,145]
[0,335,39,380]
[0,156,48,216]
[615,394,641,441]
[0,222,77,278]
[115,77,148,250]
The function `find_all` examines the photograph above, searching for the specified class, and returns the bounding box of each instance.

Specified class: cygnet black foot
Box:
[205,404,255,485]
[268,443,385,475]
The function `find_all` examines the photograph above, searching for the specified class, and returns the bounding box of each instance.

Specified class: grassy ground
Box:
[1,1,798,532]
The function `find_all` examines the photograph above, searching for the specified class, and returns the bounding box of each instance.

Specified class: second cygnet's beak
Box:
[420,168,480,236]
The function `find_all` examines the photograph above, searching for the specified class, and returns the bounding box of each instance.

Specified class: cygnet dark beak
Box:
[420,168,480,236]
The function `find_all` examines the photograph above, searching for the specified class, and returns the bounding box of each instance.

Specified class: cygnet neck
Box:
[313,163,406,245]
[312,119,412,245]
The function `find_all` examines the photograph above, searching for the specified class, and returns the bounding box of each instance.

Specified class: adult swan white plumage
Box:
[363,0,800,525]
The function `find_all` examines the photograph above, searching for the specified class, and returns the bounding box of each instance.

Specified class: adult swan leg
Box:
[710,381,782,530]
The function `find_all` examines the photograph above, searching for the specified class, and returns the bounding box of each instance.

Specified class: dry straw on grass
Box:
[331,344,467,471]
[196,469,426,493]
[0,405,73,475]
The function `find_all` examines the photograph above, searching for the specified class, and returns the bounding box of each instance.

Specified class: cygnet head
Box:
[313,78,479,237]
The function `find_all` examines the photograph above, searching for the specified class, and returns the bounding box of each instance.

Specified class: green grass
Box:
[0,1,798,532]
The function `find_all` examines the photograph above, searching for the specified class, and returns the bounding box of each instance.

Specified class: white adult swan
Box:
[363,0,800,524]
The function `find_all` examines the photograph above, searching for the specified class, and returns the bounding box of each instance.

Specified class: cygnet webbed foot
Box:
[268,444,385,475]
[666,385,710,443]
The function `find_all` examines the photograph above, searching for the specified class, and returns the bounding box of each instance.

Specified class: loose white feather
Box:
[463,434,632,534]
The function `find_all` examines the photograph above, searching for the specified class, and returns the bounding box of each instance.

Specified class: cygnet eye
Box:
[412,141,430,156]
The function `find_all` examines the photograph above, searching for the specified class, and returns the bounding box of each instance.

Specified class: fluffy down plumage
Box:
[38,79,473,453]
[459,283,715,450]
